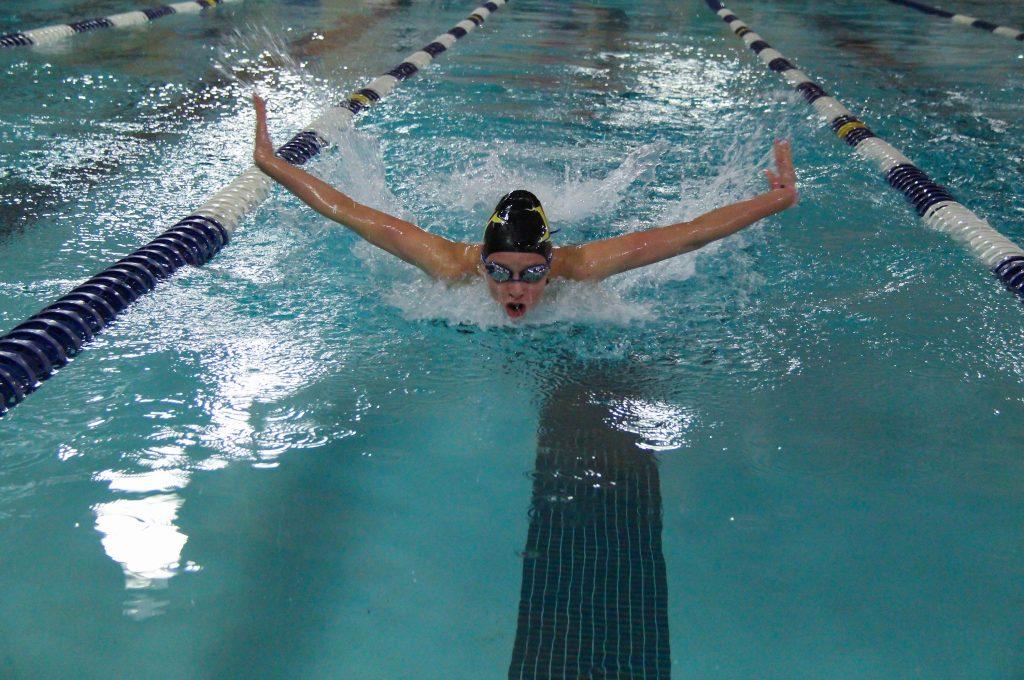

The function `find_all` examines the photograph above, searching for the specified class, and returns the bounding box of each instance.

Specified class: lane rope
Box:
[0,0,240,48]
[704,0,1024,302]
[886,0,1024,43]
[0,0,508,416]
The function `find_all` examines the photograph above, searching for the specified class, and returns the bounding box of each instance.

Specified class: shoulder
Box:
[550,245,592,281]
[438,242,482,281]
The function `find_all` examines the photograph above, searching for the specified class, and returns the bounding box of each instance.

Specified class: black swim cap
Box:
[482,190,554,260]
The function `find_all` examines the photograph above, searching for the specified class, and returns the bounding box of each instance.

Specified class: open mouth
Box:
[505,303,526,318]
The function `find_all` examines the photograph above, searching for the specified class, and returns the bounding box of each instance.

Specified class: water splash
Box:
[299,119,781,328]
[314,128,411,222]
[415,139,669,225]
[384,278,654,329]
[213,25,322,95]
[211,25,345,142]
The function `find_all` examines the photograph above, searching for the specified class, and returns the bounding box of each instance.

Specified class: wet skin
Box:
[481,251,551,319]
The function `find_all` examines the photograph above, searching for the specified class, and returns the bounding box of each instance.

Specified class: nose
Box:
[506,281,527,297]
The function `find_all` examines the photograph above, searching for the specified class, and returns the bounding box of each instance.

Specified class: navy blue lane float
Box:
[886,0,1024,42]
[0,0,238,48]
[704,0,1024,301]
[0,216,230,417]
[0,0,508,416]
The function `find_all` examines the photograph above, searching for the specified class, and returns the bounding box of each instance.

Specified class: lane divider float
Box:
[886,0,1024,42]
[704,0,1024,302]
[0,0,239,49]
[0,0,507,416]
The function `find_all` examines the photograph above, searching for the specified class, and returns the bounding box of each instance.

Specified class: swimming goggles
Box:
[482,257,550,284]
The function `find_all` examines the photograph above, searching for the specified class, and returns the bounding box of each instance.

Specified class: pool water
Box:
[2,0,1023,677]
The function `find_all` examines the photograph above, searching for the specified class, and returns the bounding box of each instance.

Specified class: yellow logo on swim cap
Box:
[486,211,506,228]
[485,205,552,240]
[532,205,552,242]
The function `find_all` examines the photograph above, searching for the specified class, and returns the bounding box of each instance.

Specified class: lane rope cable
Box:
[885,0,1024,43]
[704,0,1024,303]
[0,0,508,416]
[0,0,240,48]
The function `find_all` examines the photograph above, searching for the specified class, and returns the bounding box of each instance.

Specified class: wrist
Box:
[766,187,796,210]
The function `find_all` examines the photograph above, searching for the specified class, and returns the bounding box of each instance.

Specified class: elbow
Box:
[254,151,285,177]
[683,237,709,253]
[676,224,719,254]
[254,154,275,177]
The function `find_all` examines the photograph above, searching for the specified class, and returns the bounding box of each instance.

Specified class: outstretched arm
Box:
[556,140,798,281]
[252,93,476,280]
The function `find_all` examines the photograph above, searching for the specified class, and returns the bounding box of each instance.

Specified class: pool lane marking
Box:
[0,0,508,416]
[508,394,672,678]
[0,1,240,48]
[886,0,1024,43]
[703,0,1024,300]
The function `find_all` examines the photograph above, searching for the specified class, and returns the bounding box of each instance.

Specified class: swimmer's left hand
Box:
[764,139,798,208]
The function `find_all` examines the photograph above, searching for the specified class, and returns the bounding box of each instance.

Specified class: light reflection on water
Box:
[601,396,697,451]
[93,494,188,591]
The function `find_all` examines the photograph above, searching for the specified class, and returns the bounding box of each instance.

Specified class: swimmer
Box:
[252,94,798,320]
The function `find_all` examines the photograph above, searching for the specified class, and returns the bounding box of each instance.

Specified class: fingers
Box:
[773,139,791,170]
[773,138,795,183]
[766,140,797,207]
[252,91,274,162]
[252,91,266,120]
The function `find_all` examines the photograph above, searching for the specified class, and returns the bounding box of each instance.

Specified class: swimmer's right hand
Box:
[252,92,277,170]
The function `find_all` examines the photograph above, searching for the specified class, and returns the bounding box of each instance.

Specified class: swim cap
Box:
[482,190,554,259]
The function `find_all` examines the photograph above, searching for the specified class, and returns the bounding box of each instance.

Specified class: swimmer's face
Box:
[481,251,550,320]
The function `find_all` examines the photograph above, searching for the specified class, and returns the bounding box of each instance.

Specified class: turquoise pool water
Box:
[2,0,1023,676]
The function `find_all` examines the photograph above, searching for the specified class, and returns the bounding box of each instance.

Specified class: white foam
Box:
[383,278,654,329]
